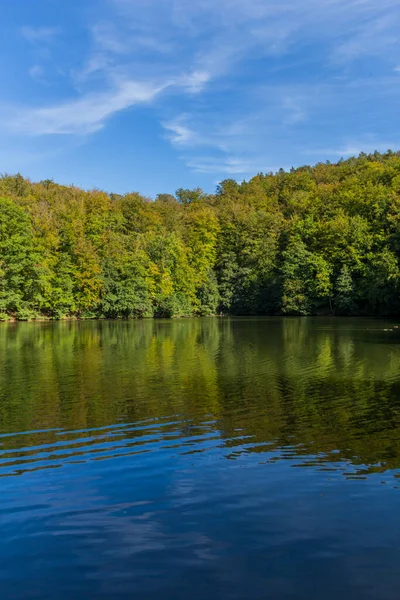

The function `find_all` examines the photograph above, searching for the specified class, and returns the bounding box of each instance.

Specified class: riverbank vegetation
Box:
[1,150,400,320]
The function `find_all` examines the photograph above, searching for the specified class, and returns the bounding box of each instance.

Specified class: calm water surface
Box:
[1,317,400,599]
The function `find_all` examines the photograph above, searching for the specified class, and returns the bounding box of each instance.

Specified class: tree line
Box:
[1,150,400,320]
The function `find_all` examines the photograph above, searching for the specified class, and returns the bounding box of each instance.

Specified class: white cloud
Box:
[10,80,170,135]
[186,156,285,176]
[111,0,400,74]
[91,21,130,55]
[8,67,215,136]
[331,15,400,65]
[162,116,195,145]
[305,141,398,159]
[178,70,211,94]
[21,26,59,44]
[29,65,44,80]
[282,96,308,126]
[331,145,365,157]
[187,156,257,175]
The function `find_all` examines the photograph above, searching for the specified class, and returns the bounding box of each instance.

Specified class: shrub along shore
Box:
[1,151,400,321]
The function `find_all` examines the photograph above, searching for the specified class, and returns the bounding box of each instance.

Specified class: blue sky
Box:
[1,0,400,197]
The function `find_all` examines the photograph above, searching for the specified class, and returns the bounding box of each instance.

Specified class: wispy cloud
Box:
[105,0,400,176]
[162,116,196,145]
[21,26,59,44]
[186,156,275,176]
[178,71,211,94]
[331,14,400,65]
[306,141,398,159]
[5,0,400,186]
[8,67,215,135]
[9,80,169,135]
[28,65,44,80]
[281,96,308,126]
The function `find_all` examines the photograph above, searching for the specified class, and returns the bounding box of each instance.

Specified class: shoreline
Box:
[1,314,399,323]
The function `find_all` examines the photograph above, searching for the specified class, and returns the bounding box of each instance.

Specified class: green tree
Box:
[0,197,38,319]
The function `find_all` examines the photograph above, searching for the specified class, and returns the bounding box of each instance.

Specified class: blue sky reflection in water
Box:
[1,319,400,598]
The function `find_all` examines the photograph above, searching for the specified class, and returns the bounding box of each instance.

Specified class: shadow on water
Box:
[1,317,400,478]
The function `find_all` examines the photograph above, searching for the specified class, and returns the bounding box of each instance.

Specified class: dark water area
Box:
[1,318,400,599]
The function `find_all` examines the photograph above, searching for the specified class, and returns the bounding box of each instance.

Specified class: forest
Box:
[1,150,400,320]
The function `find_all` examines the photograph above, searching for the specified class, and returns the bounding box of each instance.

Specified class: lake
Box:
[1,317,400,599]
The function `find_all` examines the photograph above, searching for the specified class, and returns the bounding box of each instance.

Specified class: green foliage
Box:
[175,187,208,205]
[335,266,356,314]
[155,292,194,318]
[281,239,332,315]
[0,197,38,318]
[196,270,220,316]
[100,260,154,319]
[1,150,400,319]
